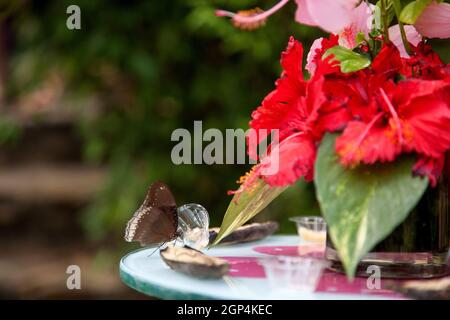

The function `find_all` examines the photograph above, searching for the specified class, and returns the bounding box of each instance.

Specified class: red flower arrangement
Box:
[239,36,450,193]
[214,0,450,278]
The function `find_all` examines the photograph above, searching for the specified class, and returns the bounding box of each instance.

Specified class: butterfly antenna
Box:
[147,242,165,258]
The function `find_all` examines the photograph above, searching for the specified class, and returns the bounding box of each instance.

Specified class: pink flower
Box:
[388,25,422,58]
[415,1,450,39]
[304,1,374,75]
[295,0,366,35]
[216,0,369,35]
[337,1,374,48]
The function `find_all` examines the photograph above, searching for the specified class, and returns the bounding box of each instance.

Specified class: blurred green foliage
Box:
[3,0,449,242]
[5,0,324,240]
[0,117,20,144]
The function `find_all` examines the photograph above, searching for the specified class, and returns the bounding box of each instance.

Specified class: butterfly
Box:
[124,181,178,247]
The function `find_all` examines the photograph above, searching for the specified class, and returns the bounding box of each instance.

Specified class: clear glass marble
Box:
[176,203,210,250]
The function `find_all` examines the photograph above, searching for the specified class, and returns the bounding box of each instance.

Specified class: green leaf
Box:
[314,134,429,279]
[211,179,287,246]
[355,32,367,46]
[323,46,371,73]
[375,1,396,28]
[399,0,433,24]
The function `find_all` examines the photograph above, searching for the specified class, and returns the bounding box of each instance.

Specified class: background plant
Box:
[0,0,326,243]
[0,0,448,244]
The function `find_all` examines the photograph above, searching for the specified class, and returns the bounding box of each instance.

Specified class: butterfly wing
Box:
[143,181,176,209]
[124,206,178,246]
[124,181,178,246]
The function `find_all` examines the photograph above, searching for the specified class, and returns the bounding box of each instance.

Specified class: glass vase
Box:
[325,156,450,279]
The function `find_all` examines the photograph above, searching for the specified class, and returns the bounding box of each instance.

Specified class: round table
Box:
[120,235,404,300]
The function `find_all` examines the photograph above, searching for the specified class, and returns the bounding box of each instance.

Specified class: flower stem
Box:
[392,0,411,55]
[216,0,290,27]
[364,39,374,60]
[380,0,390,44]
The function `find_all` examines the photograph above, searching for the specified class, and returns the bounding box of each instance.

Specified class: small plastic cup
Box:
[290,216,327,245]
[259,256,329,293]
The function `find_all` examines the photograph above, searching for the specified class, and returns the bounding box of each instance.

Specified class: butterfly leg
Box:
[146,242,165,258]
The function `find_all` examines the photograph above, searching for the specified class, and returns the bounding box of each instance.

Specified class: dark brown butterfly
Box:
[124,181,178,246]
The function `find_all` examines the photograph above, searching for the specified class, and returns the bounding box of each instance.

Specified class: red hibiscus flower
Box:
[248,37,306,160]
[402,42,450,80]
[306,34,341,77]
[260,132,316,185]
[245,37,346,188]
[260,75,328,185]
[413,155,446,187]
[336,78,450,185]
[233,37,450,196]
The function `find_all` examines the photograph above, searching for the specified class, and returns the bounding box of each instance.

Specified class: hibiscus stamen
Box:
[228,165,262,199]
[379,88,404,145]
[216,0,290,30]
[230,131,304,197]
[347,112,384,162]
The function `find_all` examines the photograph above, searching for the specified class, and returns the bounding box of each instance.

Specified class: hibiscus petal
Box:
[315,104,351,135]
[248,94,298,160]
[375,79,450,159]
[394,79,450,109]
[350,1,374,36]
[413,155,445,187]
[401,42,450,80]
[305,37,323,76]
[249,37,306,149]
[261,133,316,186]
[304,76,352,137]
[250,90,290,132]
[307,35,341,77]
[305,76,327,122]
[299,0,359,34]
[338,1,374,48]
[415,2,450,39]
[295,0,317,26]
[346,75,380,122]
[281,36,304,82]
[371,44,402,76]
[401,94,450,158]
[388,25,421,58]
[336,119,402,166]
